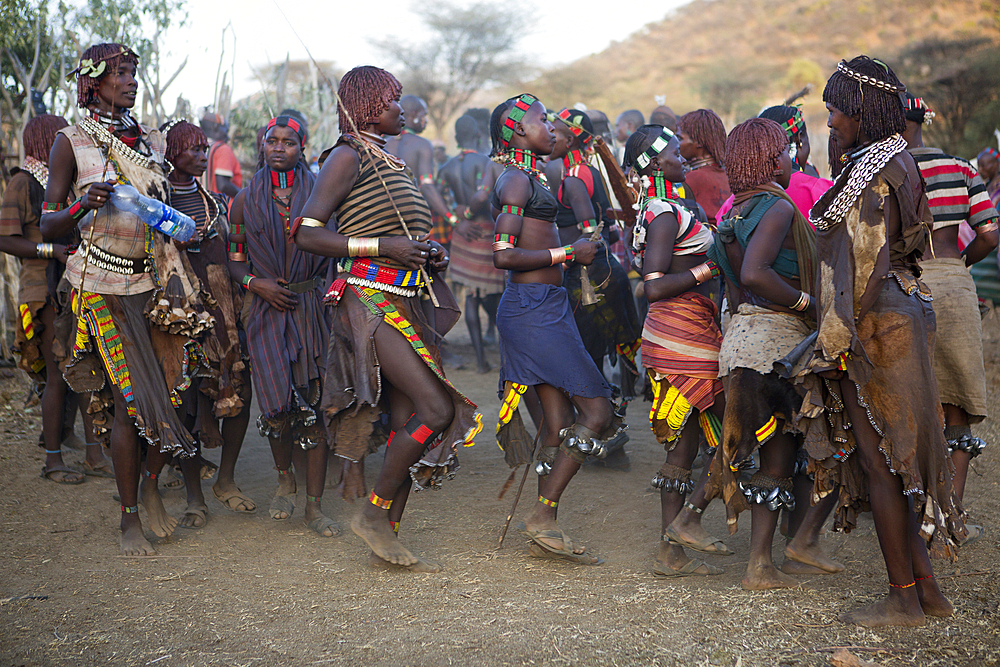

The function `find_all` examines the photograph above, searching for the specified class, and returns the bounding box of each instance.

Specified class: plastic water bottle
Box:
[109,184,196,243]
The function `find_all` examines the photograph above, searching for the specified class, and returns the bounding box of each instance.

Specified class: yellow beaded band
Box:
[538,495,558,508]
[348,237,380,257]
[369,491,392,509]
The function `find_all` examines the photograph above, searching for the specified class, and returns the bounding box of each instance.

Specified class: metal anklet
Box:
[740,472,795,512]
[948,434,986,459]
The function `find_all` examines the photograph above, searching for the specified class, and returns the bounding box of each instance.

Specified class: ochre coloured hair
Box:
[23,114,68,163]
[678,109,727,167]
[822,55,905,144]
[724,118,788,194]
[76,43,139,108]
[163,121,208,165]
[337,66,402,135]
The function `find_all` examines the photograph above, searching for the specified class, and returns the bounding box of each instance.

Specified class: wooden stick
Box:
[498,415,544,549]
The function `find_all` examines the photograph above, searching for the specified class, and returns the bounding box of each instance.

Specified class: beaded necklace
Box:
[78,116,156,171]
[562,149,588,172]
[269,168,295,189]
[88,106,138,134]
[356,131,406,172]
[503,148,547,187]
[642,170,681,203]
[21,156,49,190]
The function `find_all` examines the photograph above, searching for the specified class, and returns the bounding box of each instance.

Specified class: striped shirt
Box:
[335,135,431,269]
[909,147,999,230]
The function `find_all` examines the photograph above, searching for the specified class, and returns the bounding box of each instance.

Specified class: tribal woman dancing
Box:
[0,114,114,483]
[705,118,841,590]
[623,124,731,577]
[163,120,255,524]
[491,94,627,564]
[42,44,213,555]
[294,66,481,572]
[804,57,965,626]
[549,108,642,406]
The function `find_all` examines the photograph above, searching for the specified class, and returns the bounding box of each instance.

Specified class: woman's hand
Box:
[84,181,116,210]
[428,240,449,272]
[571,238,600,266]
[53,244,68,264]
[250,277,297,312]
[379,234,432,270]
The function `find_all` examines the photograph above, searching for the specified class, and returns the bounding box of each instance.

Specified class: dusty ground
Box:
[1,309,999,667]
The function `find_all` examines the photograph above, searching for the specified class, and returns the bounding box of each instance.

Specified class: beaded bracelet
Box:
[446,213,458,225]
[500,205,524,217]
[578,219,598,235]
[241,273,255,291]
[493,233,518,252]
[463,206,475,220]
[67,198,87,221]
[42,201,65,212]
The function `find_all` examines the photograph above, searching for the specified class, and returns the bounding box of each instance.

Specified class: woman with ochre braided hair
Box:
[490,94,627,565]
[623,124,731,578]
[294,66,481,573]
[676,109,730,225]
[705,118,842,591]
[162,120,255,526]
[42,43,212,556]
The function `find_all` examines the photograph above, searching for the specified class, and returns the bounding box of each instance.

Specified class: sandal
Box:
[664,524,734,556]
[179,505,208,529]
[960,524,985,547]
[528,542,603,565]
[162,466,184,489]
[269,494,295,520]
[653,557,723,578]
[82,459,115,479]
[212,484,257,513]
[307,516,341,538]
[522,526,580,558]
[40,464,85,485]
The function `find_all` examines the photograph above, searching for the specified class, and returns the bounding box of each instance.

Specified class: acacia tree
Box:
[897,38,1000,157]
[372,0,530,140]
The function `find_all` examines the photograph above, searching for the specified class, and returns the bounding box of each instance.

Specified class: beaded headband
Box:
[781,108,805,139]
[835,60,906,94]
[500,94,538,147]
[985,148,1000,159]
[265,115,304,144]
[634,127,676,170]
[904,96,935,125]
[554,108,585,138]
[66,47,135,82]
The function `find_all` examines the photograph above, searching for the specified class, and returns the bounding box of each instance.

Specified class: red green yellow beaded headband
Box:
[634,127,676,170]
[555,108,584,136]
[500,94,538,148]
[782,108,804,138]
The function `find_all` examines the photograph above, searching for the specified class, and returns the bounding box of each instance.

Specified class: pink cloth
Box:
[716,171,833,225]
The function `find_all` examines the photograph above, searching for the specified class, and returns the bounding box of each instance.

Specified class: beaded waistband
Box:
[78,240,150,275]
[339,257,424,288]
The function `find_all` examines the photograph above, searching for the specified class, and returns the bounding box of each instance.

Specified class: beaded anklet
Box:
[121,505,139,514]
[538,495,558,508]
[276,467,292,475]
[143,469,158,480]
[889,581,916,589]
[44,449,61,455]
[683,501,704,515]
[307,495,321,503]
[390,521,399,534]
[369,491,392,510]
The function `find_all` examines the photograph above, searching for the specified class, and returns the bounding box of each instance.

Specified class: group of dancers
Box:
[3,42,998,628]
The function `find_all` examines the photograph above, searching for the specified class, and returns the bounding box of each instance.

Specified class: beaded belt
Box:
[339,257,423,290]
[78,240,150,275]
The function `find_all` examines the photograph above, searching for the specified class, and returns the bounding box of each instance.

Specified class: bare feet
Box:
[120,518,156,556]
[742,561,799,590]
[839,595,925,627]
[139,479,178,538]
[916,579,954,617]
[179,502,208,528]
[781,559,830,575]
[784,542,845,574]
[368,551,442,573]
[336,459,367,502]
[352,508,417,566]
[476,360,492,374]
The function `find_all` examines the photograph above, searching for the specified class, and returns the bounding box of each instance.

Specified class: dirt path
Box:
[1,314,999,666]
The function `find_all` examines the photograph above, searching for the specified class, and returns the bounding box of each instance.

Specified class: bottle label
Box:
[155,204,178,236]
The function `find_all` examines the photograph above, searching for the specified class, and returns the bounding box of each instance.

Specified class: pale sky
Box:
[156,0,690,110]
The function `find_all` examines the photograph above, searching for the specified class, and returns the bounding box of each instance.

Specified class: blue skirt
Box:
[497,281,611,399]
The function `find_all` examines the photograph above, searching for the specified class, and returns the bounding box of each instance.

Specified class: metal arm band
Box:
[35,243,55,259]
[644,272,665,281]
[347,237,380,257]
